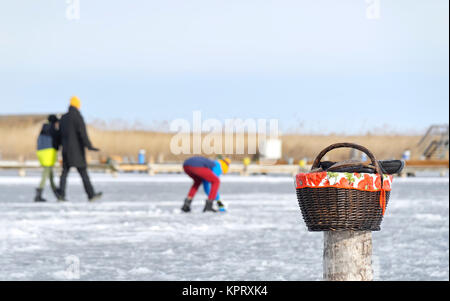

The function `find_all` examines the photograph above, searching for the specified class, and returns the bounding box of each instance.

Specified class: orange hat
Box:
[219,158,231,174]
[70,96,81,109]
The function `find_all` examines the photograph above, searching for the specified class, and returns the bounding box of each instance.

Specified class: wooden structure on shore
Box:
[416,124,449,160]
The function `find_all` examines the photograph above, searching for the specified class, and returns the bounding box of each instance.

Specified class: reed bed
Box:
[0,123,422,163]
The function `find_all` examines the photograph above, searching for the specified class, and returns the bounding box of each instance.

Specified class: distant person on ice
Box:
[56,96,102,202]
[181,156,231,213]
[34,115,60,202]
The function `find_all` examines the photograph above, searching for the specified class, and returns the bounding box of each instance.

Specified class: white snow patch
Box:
[9,272,28,279]
[128,267,152,275]
[52,270,74,280]
[394,177,449,184]
[414,213,445,222]
[162,249,175,256]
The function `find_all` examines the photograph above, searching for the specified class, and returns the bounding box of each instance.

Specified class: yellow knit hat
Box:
[70,96,81,109]
[219,158,231,174]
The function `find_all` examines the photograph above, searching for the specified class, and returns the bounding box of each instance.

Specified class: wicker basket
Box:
[296,143,391,232]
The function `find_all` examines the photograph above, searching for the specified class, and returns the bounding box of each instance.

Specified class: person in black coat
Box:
[57,97,102,202]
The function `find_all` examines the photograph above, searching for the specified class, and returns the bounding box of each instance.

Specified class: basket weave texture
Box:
[295,143,392,232]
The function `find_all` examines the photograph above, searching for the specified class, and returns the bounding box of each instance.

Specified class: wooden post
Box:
[157,153,165,164]
[147,164,155,176]
[242,164,249,176]
[18,155,26,177]
[323,231,373,281]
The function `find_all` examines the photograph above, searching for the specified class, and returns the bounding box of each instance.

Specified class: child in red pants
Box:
[182,156,230,212]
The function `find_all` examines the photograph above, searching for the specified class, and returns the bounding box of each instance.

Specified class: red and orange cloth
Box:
[295,172,393,215]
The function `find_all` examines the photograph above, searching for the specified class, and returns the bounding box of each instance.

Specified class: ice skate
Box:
[89,192,103,202]
[203,199,217,213]
[217,200,227,212]
[34,188,47,203]
[181,198,192,213]
[55,188,68,202]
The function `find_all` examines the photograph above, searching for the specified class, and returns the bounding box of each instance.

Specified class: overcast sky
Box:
[0,0,448,134]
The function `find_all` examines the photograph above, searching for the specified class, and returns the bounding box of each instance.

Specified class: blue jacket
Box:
[203,161,223,200]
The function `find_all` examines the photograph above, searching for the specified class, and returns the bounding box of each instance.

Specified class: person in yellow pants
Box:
[35,115,60,202]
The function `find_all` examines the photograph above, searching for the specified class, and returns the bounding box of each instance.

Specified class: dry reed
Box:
[0,123,422,163]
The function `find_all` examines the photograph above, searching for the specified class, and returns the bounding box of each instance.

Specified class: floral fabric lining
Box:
[295,172,393,191]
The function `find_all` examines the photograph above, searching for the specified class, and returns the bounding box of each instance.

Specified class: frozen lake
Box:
[0,172,448,281]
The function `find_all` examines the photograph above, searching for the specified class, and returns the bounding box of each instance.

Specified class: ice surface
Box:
[0,172,448,281]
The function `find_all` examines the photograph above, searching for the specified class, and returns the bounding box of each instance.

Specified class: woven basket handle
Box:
[312,143,383,182]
